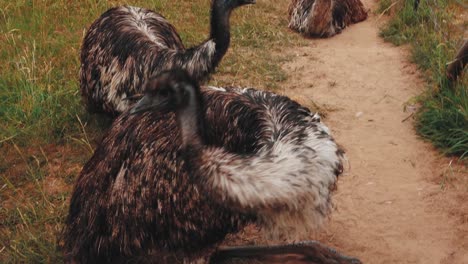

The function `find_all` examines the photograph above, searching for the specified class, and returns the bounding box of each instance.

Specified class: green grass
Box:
[418,82,468,157]
[0,143,78,263]
[379,0,468,157]
[0,0,304,262]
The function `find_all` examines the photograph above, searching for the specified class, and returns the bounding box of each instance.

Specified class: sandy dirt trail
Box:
[280,0,467,263]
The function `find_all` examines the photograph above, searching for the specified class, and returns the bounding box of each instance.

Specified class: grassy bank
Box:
[378,0,467,157]
[0,0,304,262]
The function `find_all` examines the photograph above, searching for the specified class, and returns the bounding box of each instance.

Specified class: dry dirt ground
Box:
[275,0,468,263]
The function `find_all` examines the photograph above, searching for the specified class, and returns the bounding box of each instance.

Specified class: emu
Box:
[288,0,367,37]
[80,0,255,115]
[63,70,360,263]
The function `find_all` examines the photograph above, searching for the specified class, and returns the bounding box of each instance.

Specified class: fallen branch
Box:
[402,113,414,123]
[377,0,400,20]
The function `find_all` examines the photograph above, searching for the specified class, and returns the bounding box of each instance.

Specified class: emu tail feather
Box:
[198,126,343,238]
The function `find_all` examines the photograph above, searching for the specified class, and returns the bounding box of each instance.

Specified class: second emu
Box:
[288,0,368,37]
[80,0,255,115]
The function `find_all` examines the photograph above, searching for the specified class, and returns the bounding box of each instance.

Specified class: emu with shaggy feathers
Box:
[80,0,254,115]
[288,0,368,38]
[63,70,358,263]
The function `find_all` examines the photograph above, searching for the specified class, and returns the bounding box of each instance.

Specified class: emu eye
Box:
[159,89,170,98]
[181,88,188,97]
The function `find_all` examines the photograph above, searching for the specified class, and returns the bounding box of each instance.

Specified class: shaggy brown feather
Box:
[63,88,264,263]
[63,85,345,263]
[288,0,367,37]
[81,1,255,115]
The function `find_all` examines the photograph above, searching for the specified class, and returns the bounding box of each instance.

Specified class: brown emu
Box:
[288,0,368,37]
[80,0,255,115]
[63,70,359,263]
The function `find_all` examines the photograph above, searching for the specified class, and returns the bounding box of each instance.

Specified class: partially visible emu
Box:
[80,0,255,115]
[288,0,368,37]
[63,70,360,263]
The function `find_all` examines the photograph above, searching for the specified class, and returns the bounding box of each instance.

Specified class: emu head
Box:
[131,70,201,114]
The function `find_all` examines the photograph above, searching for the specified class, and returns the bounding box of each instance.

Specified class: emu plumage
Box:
[80,1,254,115]
[288,0,368,37]
[64,72,346,263]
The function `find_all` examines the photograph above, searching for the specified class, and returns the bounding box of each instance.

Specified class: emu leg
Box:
[209,240,361,264]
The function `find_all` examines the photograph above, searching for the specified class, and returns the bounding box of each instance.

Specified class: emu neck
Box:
[177,94,205,149]
[209,2,232,68]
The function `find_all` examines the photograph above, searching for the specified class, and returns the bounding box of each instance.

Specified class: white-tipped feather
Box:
[200,137,340,238]
[80,3,246,115]
[182,40,216,79]
[206,86,227,92]
[194,90,342,238]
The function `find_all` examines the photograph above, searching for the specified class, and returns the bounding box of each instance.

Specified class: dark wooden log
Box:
[446,39,468,83]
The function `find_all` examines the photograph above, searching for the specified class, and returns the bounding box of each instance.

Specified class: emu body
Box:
[80,1,254,115]
[288,0,368,37]
[64,71,347,263]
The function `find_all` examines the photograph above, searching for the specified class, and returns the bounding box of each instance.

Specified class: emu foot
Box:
[209,240,361,264]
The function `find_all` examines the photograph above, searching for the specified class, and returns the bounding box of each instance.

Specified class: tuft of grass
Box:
[0,144,71,263]
[0,0,305,262]
[439,159,468,190]
[417,82,468,157]
[379,0,468,157]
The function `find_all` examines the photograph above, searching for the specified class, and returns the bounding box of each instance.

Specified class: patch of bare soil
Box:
[278,0,468,263]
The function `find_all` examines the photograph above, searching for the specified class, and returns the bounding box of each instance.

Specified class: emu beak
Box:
[130,95,152,115]
[130,95,171,115]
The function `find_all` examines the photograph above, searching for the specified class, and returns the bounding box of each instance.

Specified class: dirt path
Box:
[280,1,467,263]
